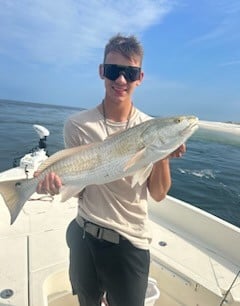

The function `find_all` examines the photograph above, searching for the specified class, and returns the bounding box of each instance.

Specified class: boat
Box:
[0,125,239,306]
[0,124,50,181]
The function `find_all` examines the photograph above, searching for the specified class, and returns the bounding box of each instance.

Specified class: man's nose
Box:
[115,72,128,83]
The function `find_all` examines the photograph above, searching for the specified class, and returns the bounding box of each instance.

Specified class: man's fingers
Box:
[170,144,186,158]
[36,172,62,195]
[36,180,48,194]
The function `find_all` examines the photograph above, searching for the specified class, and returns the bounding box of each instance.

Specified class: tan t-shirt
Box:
[64,106,153,249]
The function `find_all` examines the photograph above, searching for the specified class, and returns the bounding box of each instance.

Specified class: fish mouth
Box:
[180,117,199,136]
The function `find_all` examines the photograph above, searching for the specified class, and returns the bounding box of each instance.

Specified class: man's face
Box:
[100,52,143,104]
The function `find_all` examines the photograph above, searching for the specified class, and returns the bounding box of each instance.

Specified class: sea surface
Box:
[0,99,239,228]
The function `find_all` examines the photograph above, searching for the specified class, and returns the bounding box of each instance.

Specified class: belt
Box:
[78,216,122,244]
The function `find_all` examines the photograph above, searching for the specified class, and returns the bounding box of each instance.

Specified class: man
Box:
[36,34,185,306]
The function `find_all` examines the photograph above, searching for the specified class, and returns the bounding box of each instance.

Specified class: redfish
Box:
[0,116,198,224]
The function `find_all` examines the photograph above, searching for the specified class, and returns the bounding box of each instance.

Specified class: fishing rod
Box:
[219,269,240,305]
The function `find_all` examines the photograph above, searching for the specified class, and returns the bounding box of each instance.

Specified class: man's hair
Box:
[103,34,144,65]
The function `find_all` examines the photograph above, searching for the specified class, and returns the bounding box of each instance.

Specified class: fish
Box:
[0,115,198,224]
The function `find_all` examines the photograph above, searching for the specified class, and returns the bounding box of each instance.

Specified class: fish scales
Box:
[0,116,199,224]
[103,125,146,160]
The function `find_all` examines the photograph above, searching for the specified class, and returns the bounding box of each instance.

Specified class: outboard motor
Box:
[13,125,50,177]
[33,124,50,154]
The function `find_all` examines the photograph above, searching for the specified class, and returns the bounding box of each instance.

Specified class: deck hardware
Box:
[194,283,200,291]
[0,289,14,299]
[158,241,167,247]
[24,165,29,179]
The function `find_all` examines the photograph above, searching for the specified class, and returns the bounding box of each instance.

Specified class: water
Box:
[0,99,239,228]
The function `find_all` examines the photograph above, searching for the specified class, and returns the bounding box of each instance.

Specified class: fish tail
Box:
[0,178,36,224]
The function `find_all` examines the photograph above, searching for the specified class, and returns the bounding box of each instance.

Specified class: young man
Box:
[36,34,185,306]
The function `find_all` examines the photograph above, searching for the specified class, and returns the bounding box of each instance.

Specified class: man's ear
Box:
[99,64,104,79]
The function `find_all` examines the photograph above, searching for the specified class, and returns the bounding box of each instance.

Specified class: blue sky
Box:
[0,0,239,122]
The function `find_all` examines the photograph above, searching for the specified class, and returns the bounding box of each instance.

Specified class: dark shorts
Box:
[66,219,150,306]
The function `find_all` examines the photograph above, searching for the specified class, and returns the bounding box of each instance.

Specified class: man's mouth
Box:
[112,86,127,94]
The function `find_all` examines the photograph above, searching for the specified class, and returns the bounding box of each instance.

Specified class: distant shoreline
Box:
[0,98,84,111]
[199,120,240,135]
[1,98,239,131]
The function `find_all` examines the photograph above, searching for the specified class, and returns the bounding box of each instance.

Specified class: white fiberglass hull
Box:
[0,167,240,306]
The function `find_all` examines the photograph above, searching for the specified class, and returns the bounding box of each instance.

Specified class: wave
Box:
[177,168,217,179]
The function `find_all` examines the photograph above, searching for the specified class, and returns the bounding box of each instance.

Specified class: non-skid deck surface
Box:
[149,217,240,302]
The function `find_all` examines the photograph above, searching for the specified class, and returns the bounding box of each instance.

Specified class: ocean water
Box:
[0,99,239,228]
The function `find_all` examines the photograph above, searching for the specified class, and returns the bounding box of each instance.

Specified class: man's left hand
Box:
[169,144,186,158]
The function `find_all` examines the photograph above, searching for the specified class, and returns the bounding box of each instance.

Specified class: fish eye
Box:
[15,182,21,187]
[174,118,182,124]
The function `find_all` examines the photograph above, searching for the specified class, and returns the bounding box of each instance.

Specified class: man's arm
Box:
[147,144,186,202]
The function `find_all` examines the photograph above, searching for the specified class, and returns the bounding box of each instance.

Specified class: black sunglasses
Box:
[103,64,141,82]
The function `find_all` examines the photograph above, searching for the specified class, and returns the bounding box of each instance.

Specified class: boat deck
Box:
[149,217,240,305]
[0,194,240,306]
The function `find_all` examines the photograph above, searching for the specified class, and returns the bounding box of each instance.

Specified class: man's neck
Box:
[101,99,133,122]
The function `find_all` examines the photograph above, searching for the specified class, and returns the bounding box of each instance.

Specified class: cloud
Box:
[220,60,240,66]
[143,74,187,90]
[0,0,176,65]
[187,0,240,46]
[189,19,239,46]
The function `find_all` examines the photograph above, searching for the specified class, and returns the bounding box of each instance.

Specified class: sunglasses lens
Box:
[103,65,141,82]
[104,65,120,81]
[126,67,141,82]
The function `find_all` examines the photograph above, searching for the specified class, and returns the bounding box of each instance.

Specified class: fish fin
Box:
[37,143,96,173]
[131,164,153,187]
[123,147,146,171]
[60,184,85,202]
[0,178,36,224]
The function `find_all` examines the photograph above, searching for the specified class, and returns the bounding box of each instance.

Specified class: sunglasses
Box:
[103,64,141,82]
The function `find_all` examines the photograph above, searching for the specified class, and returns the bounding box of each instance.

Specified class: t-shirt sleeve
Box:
[63,116,83,148]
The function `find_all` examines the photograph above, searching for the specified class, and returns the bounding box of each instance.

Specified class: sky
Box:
[0,0,239,122]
